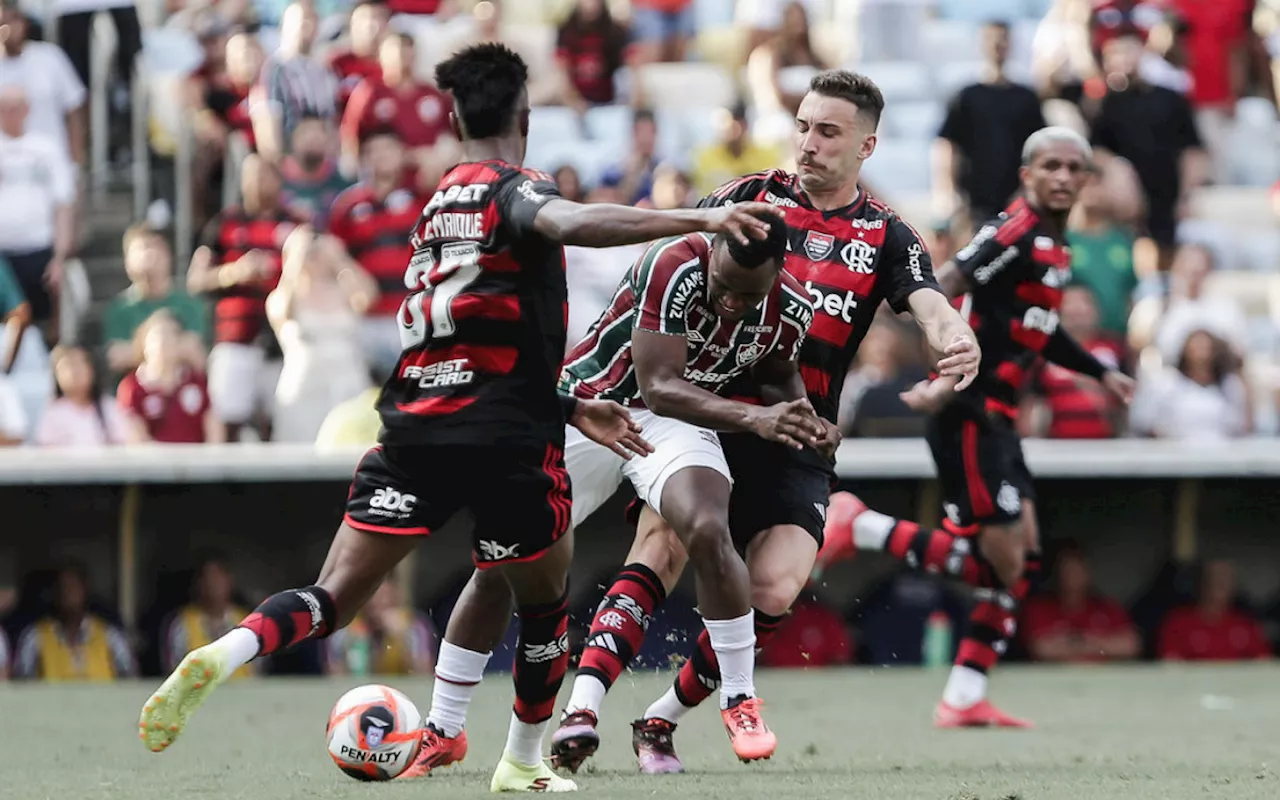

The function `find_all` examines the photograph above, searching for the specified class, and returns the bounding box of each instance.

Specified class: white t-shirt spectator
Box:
[1129,368,1249,441]
[34,397,127,447]
[0,132,76,253]
[0,372,27,442]
[1155,297,1249,363]
[564,243,644,352]
[0,43,86,160]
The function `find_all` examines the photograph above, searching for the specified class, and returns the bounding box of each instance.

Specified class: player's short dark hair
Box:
[808,69,885,128]
[717,212,788,270]
[435,42,529,140]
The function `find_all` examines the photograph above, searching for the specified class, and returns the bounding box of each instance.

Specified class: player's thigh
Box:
[926,411,1024,530]
[721,433,830,551]
[626,502,689,595]
[744,524,819,617]
[620,409,733,527]
[207,342,263,424]
[564,424,627,529]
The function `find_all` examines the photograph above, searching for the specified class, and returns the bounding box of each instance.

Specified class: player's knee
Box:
[680,512,734,565]
[979,526,1026,588]
[750,578,799,619]
[633,525,687,591]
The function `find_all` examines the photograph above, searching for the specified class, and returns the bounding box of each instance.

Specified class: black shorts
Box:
[344,443,571,568]
[926,407,1034,529]
[720,433,833,551]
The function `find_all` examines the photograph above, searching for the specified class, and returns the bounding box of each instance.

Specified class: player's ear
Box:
[1018,163,1031,187]
[859,132,877,161]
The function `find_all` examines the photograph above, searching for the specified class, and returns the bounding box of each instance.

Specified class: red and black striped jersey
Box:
[953,197,1076,419]
[328,182,429,317]
[378,160,568,447]
[199,207,301,345]
[699,169,940,424]
[1030,336,1124,438]
[559,233,812,406]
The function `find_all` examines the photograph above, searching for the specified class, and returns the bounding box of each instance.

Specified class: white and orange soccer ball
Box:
[326,684,423,781]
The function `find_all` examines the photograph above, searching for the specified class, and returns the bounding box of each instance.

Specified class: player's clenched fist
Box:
[747,398,825,450]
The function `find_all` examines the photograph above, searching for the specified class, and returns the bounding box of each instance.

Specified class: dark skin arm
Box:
[633,329,823,450]
[532,199,780,248]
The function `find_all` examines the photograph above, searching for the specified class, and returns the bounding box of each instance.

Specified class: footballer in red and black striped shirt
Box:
[821,127,1135,731]
[134,43,789,789]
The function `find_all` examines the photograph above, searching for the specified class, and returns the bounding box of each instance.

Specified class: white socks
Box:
[563,674,608,718]
[218,627,261,672]
[426,642,492,737]
[852,509,895,551]
[704,612,755,709]
[643,686,692,724]
[942,665,987,709]
[504,713,548,767]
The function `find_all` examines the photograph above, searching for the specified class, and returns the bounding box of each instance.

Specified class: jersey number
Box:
[399,242,483,348]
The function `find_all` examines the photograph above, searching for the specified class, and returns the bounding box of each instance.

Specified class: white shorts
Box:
[208,342,282,425]
[565,408,732,528]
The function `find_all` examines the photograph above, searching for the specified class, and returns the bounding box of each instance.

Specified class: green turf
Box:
[7,665,1280,799]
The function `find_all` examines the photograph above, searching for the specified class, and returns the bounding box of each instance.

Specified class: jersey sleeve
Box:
[632,237,701,335]
[952,219,1025,288]
[777,279,814,361]
[879,217,941,313]
[696,171,774,208]
[495,169,563,239]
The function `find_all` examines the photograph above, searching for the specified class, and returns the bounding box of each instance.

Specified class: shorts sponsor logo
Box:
[841,240,876,274]
[477,539,520,562]
[997,482,1021,515]
[369,487,417,517]
[523,632,570,663]
[803,231,835,261]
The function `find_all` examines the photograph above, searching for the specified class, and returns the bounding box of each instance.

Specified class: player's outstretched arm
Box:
[907,289,980,391]
[1042,327,1136,404]
[633,330,822,450]
[532,198,781,249]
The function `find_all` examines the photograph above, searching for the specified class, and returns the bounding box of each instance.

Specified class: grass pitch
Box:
[8,665,1280,800]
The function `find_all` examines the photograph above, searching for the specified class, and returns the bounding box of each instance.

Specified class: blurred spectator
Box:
[280,114,352,228]
[188,155,299,442]
[1084,33,1208,266]
[600,109,659,205]
[564,242,644,347]
[1159,559,1271,661]
[759,595,853,667]
[746,1,827,145]
[552,164,585,203]
[33,345,126,446]
[51,0,141,117]
[0,625,8,678]
[326,576,436,675]
[641,162,692,209]
[1130,243,1247,361]
[629,0,694,64]
[838,317,929,437]
[14,564,134,681]
[117,310,221,444]
[0,2,86,167]
[1021,542,1140,662]
[691,102,783,197]
[164,557,254,678]
[555,0,630,110]
[443,1,559,105]
[200,31,263,156]
[934,21,1047,233]
[737,0,824,51]
[1022,285,1125,439]
[1130,328,1251,440]
[1066,163,1141,339]
[0,254,50,440]
[0,363,23,444]
[341,33,457,185]
[251,1,339,162]
[103,224,208,381]
[328,130,426,373]
[328,0,389,113]
[314,365,382,450]
[267,226,374,443]
[0,84,75,333]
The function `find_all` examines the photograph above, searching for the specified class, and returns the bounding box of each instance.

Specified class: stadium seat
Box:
[935,0,1029,22]
[528,106,583,147]
[1238,232,1280,273]
[917,19,981,65]
[934,60,987,98]
[861,139,931,194]
[694,0,736,30]
[1191,186,1274,231]
[633,63,736,109]
[142,28,203,76]
[882,100,944,141]
[853,61,933,103]
[1203,271,1278,318]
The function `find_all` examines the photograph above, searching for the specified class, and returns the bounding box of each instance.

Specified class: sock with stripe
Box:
[426,641,492,737]
[855,510,992,588]
[566,563,666,716]
[228,585,337,669]
[507,588,570,767]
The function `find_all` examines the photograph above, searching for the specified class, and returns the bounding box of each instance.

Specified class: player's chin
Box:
[1046,192,1076,210]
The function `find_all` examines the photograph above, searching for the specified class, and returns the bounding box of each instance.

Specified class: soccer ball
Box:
[326,684,423,781]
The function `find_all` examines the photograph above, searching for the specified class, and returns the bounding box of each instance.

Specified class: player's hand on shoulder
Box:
[935,334,980,391]
[571,398,655,460]
[899,377,959,414]
[701,201,782,245]
[1102,369,1136,404]
[748,398,824,450]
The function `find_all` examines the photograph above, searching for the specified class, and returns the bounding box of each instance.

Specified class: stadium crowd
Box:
[1,0,1280,679]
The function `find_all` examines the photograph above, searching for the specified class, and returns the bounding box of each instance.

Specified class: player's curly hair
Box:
[435,43,529,140]
[718,211,789,270]
[809,69,885,128]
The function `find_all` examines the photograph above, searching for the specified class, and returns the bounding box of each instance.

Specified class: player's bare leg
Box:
[489,531,579,792]
[636,523,815,772]
[937,498,1039,729]
[139,523,415,752]
[402,568,513,778]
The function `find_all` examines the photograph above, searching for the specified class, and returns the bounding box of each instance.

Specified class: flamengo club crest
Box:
[803,231,834,261]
